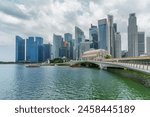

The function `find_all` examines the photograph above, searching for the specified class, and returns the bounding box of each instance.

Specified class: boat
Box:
[26,64,40,68]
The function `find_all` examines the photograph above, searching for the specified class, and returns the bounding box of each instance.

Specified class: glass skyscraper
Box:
[89,24,98,49]
[15,36,25,62]
[26,37,43,62]
[26,37,34,62]
[75,26,85,59]
[64,33,73,59]
[53,34,63,58]
[128,13,138,57]
[98,19,108,50]
[138,32,145,56]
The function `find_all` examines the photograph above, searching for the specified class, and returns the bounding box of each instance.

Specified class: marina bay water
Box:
[0,64,150,100]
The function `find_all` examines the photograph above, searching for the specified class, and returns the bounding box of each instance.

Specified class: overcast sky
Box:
[0,0,150,61]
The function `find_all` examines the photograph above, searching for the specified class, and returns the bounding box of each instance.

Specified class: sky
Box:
[0,0,150,61]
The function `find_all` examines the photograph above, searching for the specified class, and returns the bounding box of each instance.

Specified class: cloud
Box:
[0,1,30,20]
[1,0,150,60]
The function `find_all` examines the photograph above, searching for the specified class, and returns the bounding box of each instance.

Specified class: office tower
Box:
[138,32,145,56]
[89,24,98,49]
[146,37,150,55]
[107,15,114,57]
[98,19,108,50]
[35,37,44,61]
[64,33,73,59]
[42,44,52,61]
[128,13,138,57]
[26,37,34,61]
[79,41,92,58]
[15,36,25,62]
[114,32,121,58]
[75,26,85,59]
[53,34,63,58]
[26,37,44,62]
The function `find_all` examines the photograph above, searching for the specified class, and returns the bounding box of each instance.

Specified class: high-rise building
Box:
[128,13,138,57]
[64,33,73,59]
[15,36,25,62]
[138,32,145,56]
[98,19,108,50]
[26,37,34,61]
[146,37,150,55]
[89,24,98,49]
[107,15,114,57]
[79,41,92,58]
[75,26,85,59]
[42,44,52,61]
[53,34,63,58]
[26,37,44,62]
[114,32,121,58]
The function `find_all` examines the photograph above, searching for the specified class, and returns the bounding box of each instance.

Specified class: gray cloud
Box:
[0,1,30,19]
[0,0,150,50]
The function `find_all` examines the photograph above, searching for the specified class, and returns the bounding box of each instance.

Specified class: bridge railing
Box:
[116,61,150,71]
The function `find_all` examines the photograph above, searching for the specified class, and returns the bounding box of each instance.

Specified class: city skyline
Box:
[1,0,150,61]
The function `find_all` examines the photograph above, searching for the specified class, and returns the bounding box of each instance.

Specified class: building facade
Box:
[89,24,98,49]
[79,41,92,58]
[53,34,63,58]
[98,19,108,50]
[114,32,121,58]
[15,36,25,62]
[138,32,145,56]
[146,37,150,55]
[64,33,73,59]
[107,15,114,57]
[26,37,34,61]
[75,26,85,59]
[128,13,138,57]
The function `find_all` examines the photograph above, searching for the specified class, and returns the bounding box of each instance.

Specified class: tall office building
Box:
[15,36,25,62]
[89,24,98,49]
[53,34,63,58]
[114,32,121,58]
[75,26,85,59]
[128,13,138,57]
[138,32,145,56]
[26,37,43,62]
[79,41,92,57]
[26,37,34,61]
[98,19,108,50]
[42,44,52,61]
[146,37,150,55]
[64,33,73,59]
[107,15,114,57]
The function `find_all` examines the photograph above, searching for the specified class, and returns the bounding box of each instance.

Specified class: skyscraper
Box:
[64,33,73,59]
[114,32,121,58]
[53,34,63,58]
[26,37,34,61]
[15,36,25,62]
[128,13,138,57]
[107,15,114,57]
[89,24,98,49]
[146,37,150,55]
[26,36,44,62]
[138,32,145,56]
[98,19,108,50]
[75,26,85,59]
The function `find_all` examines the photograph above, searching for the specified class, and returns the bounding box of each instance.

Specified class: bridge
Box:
[70,57,150,75]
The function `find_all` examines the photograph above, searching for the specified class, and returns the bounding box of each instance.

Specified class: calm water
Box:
[0,64,150,100]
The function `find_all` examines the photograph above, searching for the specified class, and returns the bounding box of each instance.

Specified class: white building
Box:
[147,37,150,55]
[81,49,109,61]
